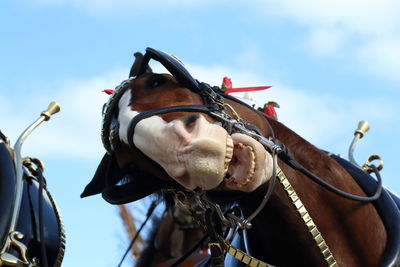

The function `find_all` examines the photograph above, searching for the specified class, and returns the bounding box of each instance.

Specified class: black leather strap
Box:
[127,104,219,150]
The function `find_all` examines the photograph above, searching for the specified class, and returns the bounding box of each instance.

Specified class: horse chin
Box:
[177,136,233,190]
[222,133,273,192]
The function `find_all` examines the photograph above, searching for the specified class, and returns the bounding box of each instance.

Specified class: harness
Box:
[0,104,65,267]
[101,47,386,266]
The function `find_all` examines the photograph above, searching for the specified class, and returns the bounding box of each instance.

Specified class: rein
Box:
[117,199,159,267]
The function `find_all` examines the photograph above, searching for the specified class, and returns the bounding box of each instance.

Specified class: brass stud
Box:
[297,206,308,217]
[242,255,251,264]
[314,234,324,244]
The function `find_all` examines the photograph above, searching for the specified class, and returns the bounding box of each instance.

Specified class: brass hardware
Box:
[276,168,338,267]
[41,102,61,121]
[222,238,273,267]
[222,103,242,121]
[23,157,45,176]
[0,231,38,267]
[354,121,370,139]
[349,120,373,167]
[207,242,222,253]
[362,154,384,174]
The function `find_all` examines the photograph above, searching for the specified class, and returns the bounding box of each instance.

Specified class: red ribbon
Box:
[103,89,115,95]
[224,86,271,94]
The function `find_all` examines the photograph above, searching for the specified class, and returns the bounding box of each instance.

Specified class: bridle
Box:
[104,47,384,266]
[102,47,383,204]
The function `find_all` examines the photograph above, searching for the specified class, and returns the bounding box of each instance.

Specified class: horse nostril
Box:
[180,114,201,131]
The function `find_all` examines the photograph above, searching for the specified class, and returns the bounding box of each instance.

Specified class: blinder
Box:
[138,48,200,92]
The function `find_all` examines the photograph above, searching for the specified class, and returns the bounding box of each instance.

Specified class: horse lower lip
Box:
[225,142,256,185]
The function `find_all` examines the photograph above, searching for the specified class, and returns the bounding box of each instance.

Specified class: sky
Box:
[1,0,399,266]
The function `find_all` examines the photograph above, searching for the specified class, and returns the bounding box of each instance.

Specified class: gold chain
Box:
[276,167,339,267]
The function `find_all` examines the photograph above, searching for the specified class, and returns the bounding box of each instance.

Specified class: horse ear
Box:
[129,52,153,77]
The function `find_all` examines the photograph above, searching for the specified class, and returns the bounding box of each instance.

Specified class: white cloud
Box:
[303,27,346,56]
[262,0,400,36]
[0,69,127,159]
[31,0,400,84]
[358,38,400,83]
[257,0,400,84]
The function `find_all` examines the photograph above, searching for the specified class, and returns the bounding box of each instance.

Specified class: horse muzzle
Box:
[132,113,273,191]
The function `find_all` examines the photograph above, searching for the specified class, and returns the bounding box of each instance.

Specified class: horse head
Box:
[82,48,275,203]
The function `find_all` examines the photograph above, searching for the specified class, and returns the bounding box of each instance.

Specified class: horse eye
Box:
[148,75,166,88]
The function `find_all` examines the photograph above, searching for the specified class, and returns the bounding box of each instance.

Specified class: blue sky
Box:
[1,0,399,266]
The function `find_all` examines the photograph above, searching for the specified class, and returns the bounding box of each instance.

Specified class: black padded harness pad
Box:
[331,154,400,266]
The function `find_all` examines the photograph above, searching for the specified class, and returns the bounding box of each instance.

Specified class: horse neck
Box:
[237,182,327,266]
[245,117,386,266]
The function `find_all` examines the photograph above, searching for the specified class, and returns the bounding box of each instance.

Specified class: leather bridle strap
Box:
[278,150,383,202]
[126,104,220,150]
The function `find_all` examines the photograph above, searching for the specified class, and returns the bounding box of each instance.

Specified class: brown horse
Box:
[135,197,209,267]
[82,48,399,267]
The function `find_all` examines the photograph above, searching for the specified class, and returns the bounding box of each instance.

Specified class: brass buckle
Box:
[362,154,384,173]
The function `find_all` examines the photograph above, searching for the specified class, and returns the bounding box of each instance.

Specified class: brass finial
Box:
[354,121,370,138]
[41,101,61,121]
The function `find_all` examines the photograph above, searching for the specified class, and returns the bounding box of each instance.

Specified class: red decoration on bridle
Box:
[224,86,271,94]
[103,89,115,95]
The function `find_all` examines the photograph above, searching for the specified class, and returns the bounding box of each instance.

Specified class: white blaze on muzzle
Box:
[118,90,232,190]
[118,90,273,191]
[133,114,232,190]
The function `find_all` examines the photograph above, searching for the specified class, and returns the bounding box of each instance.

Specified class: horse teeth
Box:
[226,176,236,184]
[237,143,245,149]
[241,145,256,185]
[224,136,234,172]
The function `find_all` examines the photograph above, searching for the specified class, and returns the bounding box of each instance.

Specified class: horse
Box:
[133,193,209,267]
[0,104,65,267]
[81,48,400,266]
